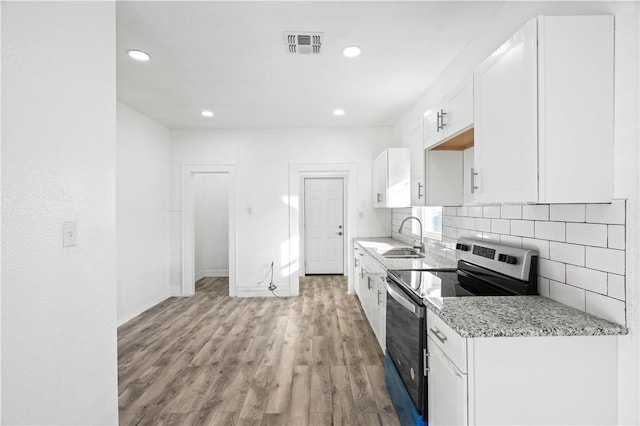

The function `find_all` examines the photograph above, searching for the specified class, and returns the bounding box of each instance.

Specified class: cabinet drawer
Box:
[427,309,467,373]
[358,248,385,274]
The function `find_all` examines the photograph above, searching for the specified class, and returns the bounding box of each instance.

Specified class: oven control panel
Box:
[455,237,537,281]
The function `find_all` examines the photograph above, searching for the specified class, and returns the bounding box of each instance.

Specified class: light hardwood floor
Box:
[118,276,401,425]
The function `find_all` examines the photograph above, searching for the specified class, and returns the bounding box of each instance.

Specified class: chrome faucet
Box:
[398,216,424,253]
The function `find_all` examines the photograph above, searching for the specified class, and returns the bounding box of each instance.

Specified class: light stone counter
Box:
[425,295,628,337]
[354,237,457,271]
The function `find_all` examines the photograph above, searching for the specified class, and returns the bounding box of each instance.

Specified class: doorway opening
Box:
[288,163,357,295]
[303,177,345,275]
[181,164,237,297]
[193,172,229,294]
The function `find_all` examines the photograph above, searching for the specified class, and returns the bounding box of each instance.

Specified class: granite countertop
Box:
[354,237,457,271]
[425,295,628,338]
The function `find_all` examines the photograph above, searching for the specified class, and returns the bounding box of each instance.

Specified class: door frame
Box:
[289,163,358,295]
[302,176,345,276]
[181,164,237,297]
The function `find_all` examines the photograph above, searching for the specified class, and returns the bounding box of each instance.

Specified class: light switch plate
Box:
[63,221,77,247]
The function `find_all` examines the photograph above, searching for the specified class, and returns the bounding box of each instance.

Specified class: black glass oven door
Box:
[385,277,426,414]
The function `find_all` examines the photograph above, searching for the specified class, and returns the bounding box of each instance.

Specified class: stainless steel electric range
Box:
[384,237,538,426]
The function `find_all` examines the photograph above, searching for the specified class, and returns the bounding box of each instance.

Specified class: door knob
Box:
[337,232,343,236]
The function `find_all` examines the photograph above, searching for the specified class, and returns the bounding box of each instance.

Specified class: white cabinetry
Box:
[424,79,473,149]
[411,118,464,207]
[356,244,387,351]
[373,148,410,208]
[473,15,614,204]
[427,336,468,426]
[353,245,362,298]
[409,120,426,206]
[462,147,475,205]
[426,310,618,425]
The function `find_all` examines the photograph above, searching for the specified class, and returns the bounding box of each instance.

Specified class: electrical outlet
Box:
[63,221,77,247]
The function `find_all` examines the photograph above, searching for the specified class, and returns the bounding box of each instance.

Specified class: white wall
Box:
[117,102,171,325]
[170,127,395,296]
[1,3,118,424]
[393,2,639,423]
[194,173,229,280]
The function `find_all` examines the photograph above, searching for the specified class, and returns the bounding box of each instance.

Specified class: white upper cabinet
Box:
[373,147,410,208]
[473,16,614,204]
[424,79,474,149]
[409,119,426,206]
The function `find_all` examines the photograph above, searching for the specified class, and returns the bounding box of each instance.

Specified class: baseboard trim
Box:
[118,293,170,327]
[195,269,229,281]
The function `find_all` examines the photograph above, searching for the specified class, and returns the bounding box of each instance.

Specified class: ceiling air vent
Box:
[284,32,323,55]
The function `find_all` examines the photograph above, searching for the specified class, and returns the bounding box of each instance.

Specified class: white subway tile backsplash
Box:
[608,274,625,301]
[456,206,469,217]
[460,216,475,229]
[500,235,522,247]
[565,223,608,248]
[538,277,550,297]
[522,204,549,221]
[469,206,483,218]
[500,205,522,219]
[491,219,510,235]
[442,215,456,227]
[586,246,625,275]
[586,200,625,225]
[608,225,625,250]
[522,238,550,259]
[511,220,535,237]
[535,221,565,242]
[475,218,491,232]
[565,265,607,294]
[442,226,457,238]
[550,281,586,311]
[430,199,626,325]
[550,242,585,267]
[443,207,458,216]
[549,204,586,222]
[483,205,501,218]
[585,292,626,325]
[538,258,566,282]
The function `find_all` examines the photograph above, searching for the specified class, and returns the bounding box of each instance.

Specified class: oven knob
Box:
[456,243,470,251]
[498,254,518,264]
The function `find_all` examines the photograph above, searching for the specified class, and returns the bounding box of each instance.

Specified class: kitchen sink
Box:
[382,248,425,258]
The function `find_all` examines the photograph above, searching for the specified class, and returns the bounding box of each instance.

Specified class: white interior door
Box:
[304,178,344,274]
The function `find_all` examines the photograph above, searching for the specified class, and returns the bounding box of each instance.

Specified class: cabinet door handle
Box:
[418,182,423,199]
[377,290,383,305]
[337,232,343,236]
[436,111,441,132]
[376,193,382,203]
[471,168,479,194]
[429,327,447,344]
[439,108,447,130]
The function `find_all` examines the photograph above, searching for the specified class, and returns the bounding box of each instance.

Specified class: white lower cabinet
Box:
[427,335,468,426]
[352,245,362,298]
[427,310,618,425]
[356,244,387,352]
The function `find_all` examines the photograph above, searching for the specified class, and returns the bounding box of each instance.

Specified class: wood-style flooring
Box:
[118,276,400,426]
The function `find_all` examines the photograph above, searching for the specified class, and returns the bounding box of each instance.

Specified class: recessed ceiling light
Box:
[127,49,151,62]
[201,110,214,118]
[342,45,361,58]
[333,109,345,116]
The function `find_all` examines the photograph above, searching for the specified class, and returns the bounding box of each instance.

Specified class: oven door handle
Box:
[386,280,422,317]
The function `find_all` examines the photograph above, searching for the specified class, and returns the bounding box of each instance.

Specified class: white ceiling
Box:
[116,1,504,129]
